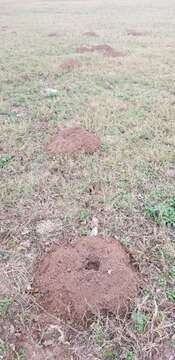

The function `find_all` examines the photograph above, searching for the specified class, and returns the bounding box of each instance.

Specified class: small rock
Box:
[45,88,59,98]
[36,220,56,235]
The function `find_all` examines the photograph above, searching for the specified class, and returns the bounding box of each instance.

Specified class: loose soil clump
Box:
[60,58,81,71]
[46,127,100,155]
[34,236,139,324]
[76,44,125,58]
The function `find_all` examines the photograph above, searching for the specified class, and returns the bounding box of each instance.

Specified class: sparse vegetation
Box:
[0,0,175,358]
[145,198,175,226]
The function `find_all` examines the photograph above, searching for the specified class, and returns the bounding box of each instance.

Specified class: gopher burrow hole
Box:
[34,236,139,325]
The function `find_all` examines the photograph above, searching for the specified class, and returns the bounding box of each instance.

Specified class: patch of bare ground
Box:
[46,127,100,155]
[76,44,126,58]
[17,341,73,360]
[34,236,139,324]
[83,31,98,37]
[60,58,81,71]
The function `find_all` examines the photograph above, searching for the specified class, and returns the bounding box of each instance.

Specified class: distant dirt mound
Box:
[34,236,139,324]
[127,29,145,36]
[48,32,59,37]
[76,44,125,58]
[83,31,98,37]
[60,58,81,71]
[46,127,100,155]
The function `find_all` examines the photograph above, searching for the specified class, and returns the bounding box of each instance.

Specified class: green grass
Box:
[0,0,175,358]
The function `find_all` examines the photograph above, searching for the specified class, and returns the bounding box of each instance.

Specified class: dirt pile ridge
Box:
[83,31,98,37]
[76,44,126,58]
[46,127,100,155]
[34,236,139,324]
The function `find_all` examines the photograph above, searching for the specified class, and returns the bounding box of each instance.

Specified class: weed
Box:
[131,311,149,334]
[0,154,12,168]
[103,349,116,359]
[158,276,167,288]
[12,350,25,360]
[125,351,135,360]
[166,289,175,303]
[0,340,6,359]
[0,297,12,317]
[145,197,175,226]
[169,266,175,279]
[79,209,89,222]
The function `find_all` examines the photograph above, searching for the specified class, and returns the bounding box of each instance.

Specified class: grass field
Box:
[0,0,175,359]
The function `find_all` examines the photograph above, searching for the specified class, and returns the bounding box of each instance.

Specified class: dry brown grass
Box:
[0,0,175,359]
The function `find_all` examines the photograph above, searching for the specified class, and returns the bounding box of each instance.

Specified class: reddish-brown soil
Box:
[60,58,81,71]
[46,127,100,155]
[76,44,125,58]
[127,29,145,36]
[83,31,98,37]
[34,236,139,324]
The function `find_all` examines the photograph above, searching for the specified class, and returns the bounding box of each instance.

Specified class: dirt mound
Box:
[48,32,59,37]
[83,31,98,37]
[60,58,81,71]
[46,127,100,155]
[76,44,125,58]
[34,236,139,324]
[127,29,145,36]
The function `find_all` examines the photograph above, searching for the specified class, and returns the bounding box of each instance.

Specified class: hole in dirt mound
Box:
[60,58,81,71]
[46,127,100,155]
[84,256,100,271]
[34,236,139,325]
[76,44,126,58]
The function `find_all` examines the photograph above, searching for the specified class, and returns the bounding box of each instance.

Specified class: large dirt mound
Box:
[46,127,100,155]
[76,44,125,58]
[34,236,139,324]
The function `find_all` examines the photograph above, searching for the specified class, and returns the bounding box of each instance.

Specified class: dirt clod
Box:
[46,127,100,155]
[34,236,139,324]
[60,58,81,71]
[76,44,125,58]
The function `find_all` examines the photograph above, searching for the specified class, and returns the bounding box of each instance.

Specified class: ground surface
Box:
[0,0,175,359]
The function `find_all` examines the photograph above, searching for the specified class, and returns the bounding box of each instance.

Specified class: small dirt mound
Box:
[76,44,125,58]
[60,58,81,71]
[127,29,145,36]
[83,31,98,37]
[48,32,59,37]
[34,236,139,324]
[46,127,100,155]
